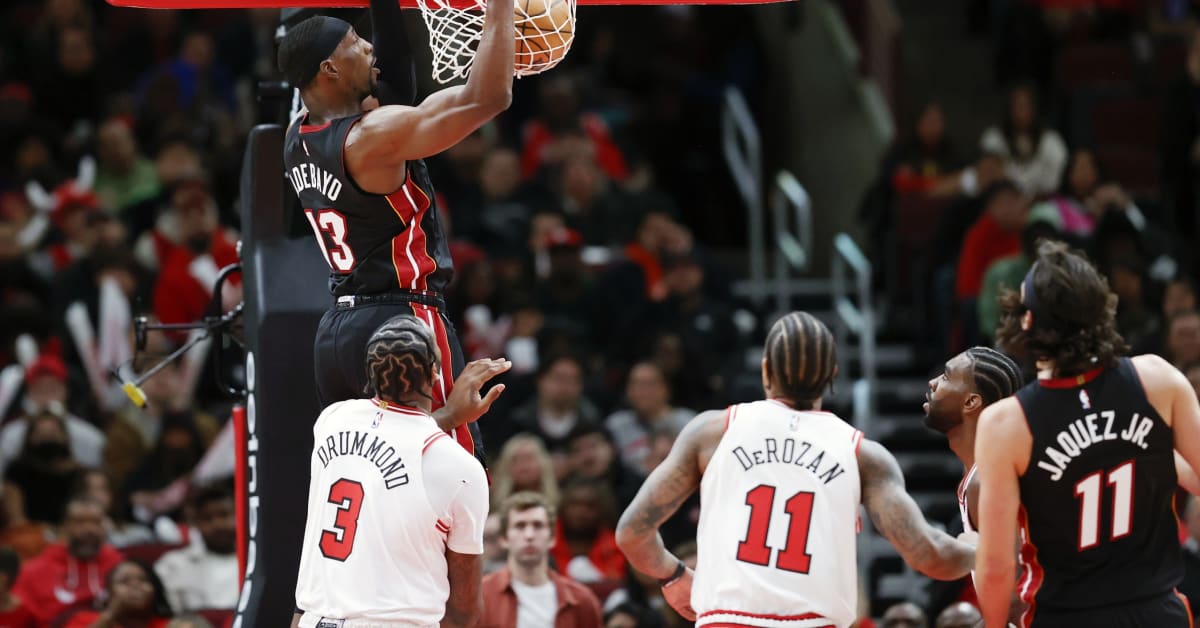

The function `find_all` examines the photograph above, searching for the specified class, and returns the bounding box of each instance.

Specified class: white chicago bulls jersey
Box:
[693,400,863,628]
[957,464,978,535]
[295,399,489,627]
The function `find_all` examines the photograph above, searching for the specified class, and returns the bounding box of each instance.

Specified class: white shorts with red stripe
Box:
[697,610,838,628]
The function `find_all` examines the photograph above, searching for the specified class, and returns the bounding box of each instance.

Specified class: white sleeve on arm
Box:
[423,439,490,555]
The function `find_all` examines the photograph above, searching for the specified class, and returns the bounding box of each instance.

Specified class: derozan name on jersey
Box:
[316,430,410,489]
[1035,410,1156,482]
[732,437,848,485]
[287,162,343,202]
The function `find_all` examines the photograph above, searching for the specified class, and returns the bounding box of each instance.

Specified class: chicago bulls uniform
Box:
[295,398,488,627]
[693,400,863,628]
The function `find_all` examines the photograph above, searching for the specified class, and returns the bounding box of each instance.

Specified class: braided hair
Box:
[964,347,1023,406]
[764,311,837,408]
[364,315,440,403]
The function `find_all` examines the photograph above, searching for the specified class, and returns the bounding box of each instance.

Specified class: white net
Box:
[416,0,576,84]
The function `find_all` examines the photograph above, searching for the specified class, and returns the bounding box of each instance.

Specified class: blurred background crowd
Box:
[0,0,1197,626]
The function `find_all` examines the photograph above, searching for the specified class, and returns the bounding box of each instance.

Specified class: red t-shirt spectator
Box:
[551,522,626,582]
[0,601,38,628]
[152,229,240,327]
[521,114,629,182]
[954,212,1022,300]
[12,543,124,625]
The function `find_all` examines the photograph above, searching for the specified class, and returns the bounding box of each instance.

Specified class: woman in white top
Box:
[980,82,1068,197]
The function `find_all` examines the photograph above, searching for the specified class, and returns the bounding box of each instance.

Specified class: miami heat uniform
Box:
[294,398,488,627]
[1012,359,1190,627]
[693,400,864,628]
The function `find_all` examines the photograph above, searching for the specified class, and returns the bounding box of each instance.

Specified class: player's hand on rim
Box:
[440,358,512,428]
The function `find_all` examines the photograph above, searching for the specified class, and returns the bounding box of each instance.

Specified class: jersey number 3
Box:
[320,478,364,561]
[1074,460,1134,550]
[736,484,815,573]
[305,209,356,272]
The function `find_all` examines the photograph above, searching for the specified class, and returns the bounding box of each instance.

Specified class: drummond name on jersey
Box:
[287,162,343,202]
[1035,410,1156,482]
[316,430,410,489]
[732,438,848,485]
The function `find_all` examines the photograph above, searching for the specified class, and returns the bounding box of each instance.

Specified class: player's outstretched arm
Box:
[859,439,975,581]
[442,549,483,628]
[974,398,1027,628]
[615,409,724,620]
[433,358,512,432]
[346,0,515,171]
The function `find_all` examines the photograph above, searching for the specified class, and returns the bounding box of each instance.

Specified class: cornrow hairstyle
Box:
[764,311,837,408]
[364,315,439,403]
[964,347,1023,406]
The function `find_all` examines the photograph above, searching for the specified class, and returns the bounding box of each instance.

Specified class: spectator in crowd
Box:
[482,513,507,576]
[1037,148,1103,239]
[12,497,124,625]
[3,412,82,525]
[74,469,156,548]
[564,424,643,509]
[977,207,1062,340]
[490,434,561,511]
[507,353,602,463]
[880,602,927,628]
[63,560,174,628]
[94,117,162,216]
[0,482,49,561]
[934,602,982,628]
[1167,310,1200,368]
[603,362,693,471]
[0,351,104,473]
[0,548,36,628]
[551,477,625,583]
[104,348,220,498]
[480,491,604,628]
[1107,256,1161,352]
[124,413,209,523]
[154,480,237,612]
[955,180,1027,349]
[521,74,628,183]
[1164,275,1198,319]
[979,82,1067,197]
[603,602,661,628]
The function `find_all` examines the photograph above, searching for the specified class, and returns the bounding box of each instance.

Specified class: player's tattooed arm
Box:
[616,409,724,580]
[859,439,975,580]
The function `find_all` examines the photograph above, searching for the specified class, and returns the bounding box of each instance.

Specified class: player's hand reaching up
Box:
[437,358,512,430]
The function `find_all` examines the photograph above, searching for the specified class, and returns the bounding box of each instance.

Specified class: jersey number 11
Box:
[736,484,816,573]
[1074,460,1134,551]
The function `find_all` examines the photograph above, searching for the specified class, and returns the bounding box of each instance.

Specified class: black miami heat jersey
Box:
[1014,358,1182,621]
[283,113,454,296]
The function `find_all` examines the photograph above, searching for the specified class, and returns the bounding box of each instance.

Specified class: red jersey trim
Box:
[1175,589,1193,628]
[1017,505,1045,628]
[299,120,332,134]
[851,430,863,455]
[1037,366,1105,389]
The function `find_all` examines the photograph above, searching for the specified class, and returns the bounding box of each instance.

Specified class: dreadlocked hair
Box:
[764,311,837,409]
[964,347,1023,406]
[364,315,439,403]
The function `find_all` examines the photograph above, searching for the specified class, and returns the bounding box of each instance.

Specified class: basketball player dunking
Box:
[616,312,975,628]
[976,241,1200,628]
[276,0,515,457]
[293,315,490,628]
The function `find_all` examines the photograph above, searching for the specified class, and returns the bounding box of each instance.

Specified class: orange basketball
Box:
[514,0,573,74]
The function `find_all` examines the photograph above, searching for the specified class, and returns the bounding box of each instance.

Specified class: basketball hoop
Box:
[417,0,574,84]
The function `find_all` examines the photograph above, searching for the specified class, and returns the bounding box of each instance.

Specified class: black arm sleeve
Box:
[370,0,418,106]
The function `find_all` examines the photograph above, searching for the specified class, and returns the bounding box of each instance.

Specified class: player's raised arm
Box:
[346,0,515,170]
[974,397,1028,628]
[858,438,975,580]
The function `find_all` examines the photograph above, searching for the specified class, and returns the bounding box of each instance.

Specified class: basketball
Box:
[514,0,574,75]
